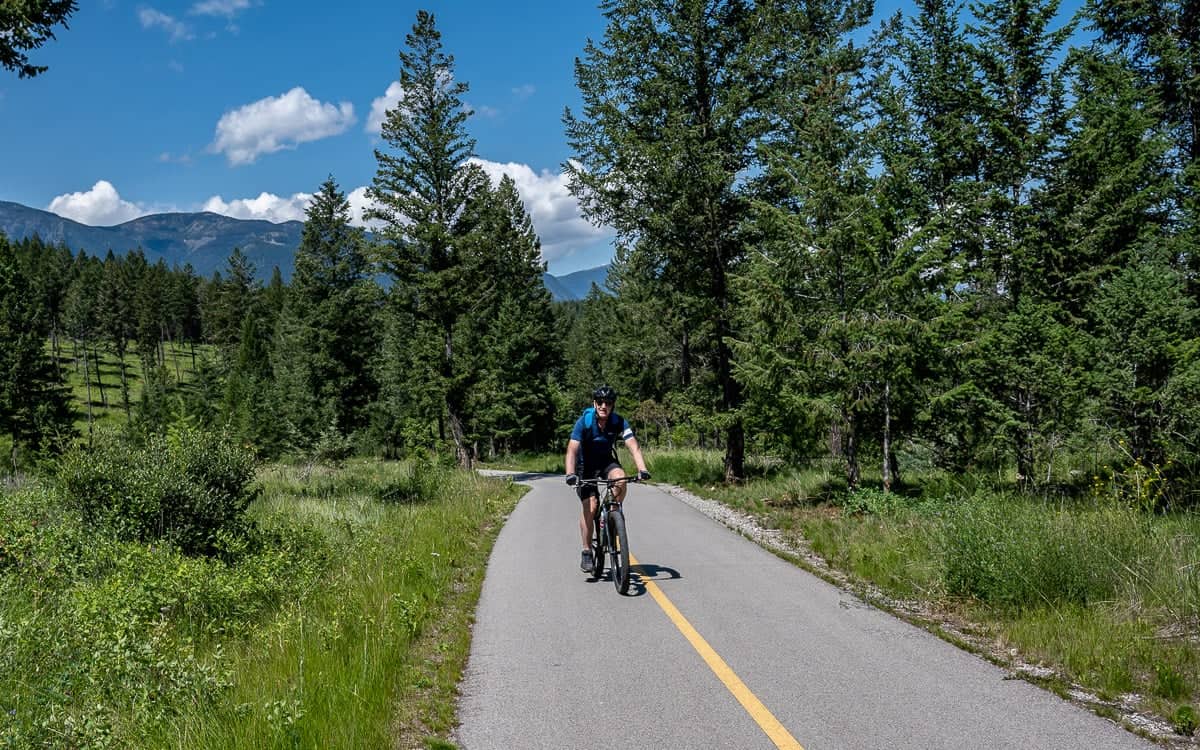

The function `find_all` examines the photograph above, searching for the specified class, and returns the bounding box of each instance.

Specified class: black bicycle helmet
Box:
[592,385,617,404]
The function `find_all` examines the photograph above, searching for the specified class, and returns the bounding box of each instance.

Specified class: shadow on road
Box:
[624,562,681,597]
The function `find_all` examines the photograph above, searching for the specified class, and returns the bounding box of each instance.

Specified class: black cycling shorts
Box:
[577,462,622,500]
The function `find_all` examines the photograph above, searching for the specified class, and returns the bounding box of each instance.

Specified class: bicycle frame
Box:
[578,475,638,593]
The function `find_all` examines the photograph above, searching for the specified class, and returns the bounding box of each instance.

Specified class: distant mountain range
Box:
[0,200,609,302]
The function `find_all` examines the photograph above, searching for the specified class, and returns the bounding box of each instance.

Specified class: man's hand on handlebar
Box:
[565,473,579,486]
[637,470,651,481]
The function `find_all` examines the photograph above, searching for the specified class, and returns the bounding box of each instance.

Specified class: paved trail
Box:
[455,474,1154,750]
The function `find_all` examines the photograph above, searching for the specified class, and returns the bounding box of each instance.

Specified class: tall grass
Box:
[154,459,520,749]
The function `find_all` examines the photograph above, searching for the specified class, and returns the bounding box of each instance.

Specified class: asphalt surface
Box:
[454,473,1156,750]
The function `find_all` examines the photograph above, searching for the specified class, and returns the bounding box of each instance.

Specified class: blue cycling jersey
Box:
[570,407,635,473]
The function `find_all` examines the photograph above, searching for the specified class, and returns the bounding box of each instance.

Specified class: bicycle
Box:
[579,475,640,595]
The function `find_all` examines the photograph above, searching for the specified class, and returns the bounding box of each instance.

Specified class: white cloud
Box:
[202,186,381,229]
[512,84,535,100]
[470,158,613,266]
[138,8,193,41]
[202,191,313,223]
[210,87,356,165]
[346,186,382,228]
[48,181,148,226]
[466,101,499,118]
[190,0,251,17]
[367,81,403,134]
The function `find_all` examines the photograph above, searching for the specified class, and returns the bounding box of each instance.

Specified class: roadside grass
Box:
[480,451,563,474]
[154,459,522,749]
[0,455,521,749]
[642,447,1200,734]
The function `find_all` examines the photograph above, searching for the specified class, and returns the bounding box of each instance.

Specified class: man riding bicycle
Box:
[564,385,650,572]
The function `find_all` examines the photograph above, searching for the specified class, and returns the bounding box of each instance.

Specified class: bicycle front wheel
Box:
[591,516,605,579]
[608,509,631,595]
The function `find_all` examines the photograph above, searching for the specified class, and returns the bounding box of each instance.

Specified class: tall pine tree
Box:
[367,10,489,467]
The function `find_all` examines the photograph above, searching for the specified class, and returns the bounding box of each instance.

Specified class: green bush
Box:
[55,427,257,556]
[940,499,1145,609]
[1174,705,1197,736]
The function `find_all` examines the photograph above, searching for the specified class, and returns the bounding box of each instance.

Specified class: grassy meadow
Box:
[0,454,521,749]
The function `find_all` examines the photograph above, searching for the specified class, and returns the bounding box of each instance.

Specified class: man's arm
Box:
[565,438,581,476]
[624,435,649,475]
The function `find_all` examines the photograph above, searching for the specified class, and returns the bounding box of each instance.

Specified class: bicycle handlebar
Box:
[576,475,641,486]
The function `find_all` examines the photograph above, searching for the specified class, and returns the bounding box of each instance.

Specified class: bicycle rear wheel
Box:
[608,508,631,595]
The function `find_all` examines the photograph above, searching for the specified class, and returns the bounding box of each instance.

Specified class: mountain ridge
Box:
[0,200,606,301]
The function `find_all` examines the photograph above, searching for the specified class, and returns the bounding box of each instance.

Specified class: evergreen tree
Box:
[275,176,381,446]
[62,252,102,440]
[565,0,792,480]
[208,248,259,351]
[367,10,489,467]
[733,0,877,487]
[463,175,558,455]
[0,234,74,469]
[1089,263,1199,467]
[98,250,135,420]
[968,0,1080,484]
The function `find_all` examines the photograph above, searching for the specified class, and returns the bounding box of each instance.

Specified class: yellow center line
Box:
[629,552,805,750]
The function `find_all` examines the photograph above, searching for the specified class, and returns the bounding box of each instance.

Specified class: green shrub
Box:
[839,487,907,517]
[56,427,257,556]
[1173,705,1197,736]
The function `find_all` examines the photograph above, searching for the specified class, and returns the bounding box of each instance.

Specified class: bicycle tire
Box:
[591,513,605,579]
[609,508,631,595]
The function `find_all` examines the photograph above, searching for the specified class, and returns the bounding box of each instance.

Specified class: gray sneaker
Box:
[580,549,593,572]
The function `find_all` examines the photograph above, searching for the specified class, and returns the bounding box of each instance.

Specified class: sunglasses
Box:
[595,400,614,407]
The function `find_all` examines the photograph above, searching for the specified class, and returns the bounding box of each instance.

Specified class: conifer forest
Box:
[4,0,1199,503]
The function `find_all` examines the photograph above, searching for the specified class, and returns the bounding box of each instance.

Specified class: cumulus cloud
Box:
[346,186,382,228]
[190,0,251,17]
[470,158,614,266]
[367,81,403,134]
[48,181,148,226]
[202,187,380,228]
[202,191,313,223]
[210,87,356,165]
[512,84,535,100]
[139,8,193,41]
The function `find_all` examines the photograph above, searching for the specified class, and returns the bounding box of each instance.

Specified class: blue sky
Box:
[0,1,616,274]
[1,1,1090,275]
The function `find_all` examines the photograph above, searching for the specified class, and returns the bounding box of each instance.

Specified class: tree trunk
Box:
[680,326,691,388]
[844,413,860,490]
[447,406,471,469]
[92,344,107,408]
[81,342,94,447]
[1017,389,1034,491]
[882,380,892,492]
